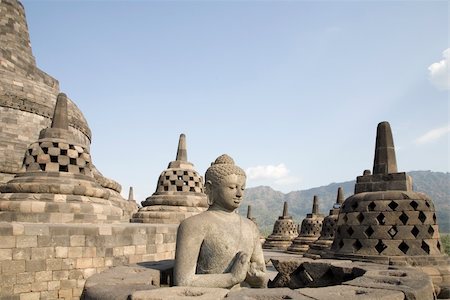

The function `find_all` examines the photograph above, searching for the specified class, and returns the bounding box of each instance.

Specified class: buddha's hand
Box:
[245,262,267,288]
[230,251,250,284]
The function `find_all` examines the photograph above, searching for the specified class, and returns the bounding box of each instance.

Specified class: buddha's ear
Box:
[204,180,213,194]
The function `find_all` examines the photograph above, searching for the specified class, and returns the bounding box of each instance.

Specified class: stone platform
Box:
[81,255,445,300]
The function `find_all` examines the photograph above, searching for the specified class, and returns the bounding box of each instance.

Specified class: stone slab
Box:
[131,287,229,300]
[298,285,404,299]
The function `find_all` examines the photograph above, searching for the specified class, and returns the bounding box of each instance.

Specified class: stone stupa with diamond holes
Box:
[130,134,208,224]
[263,202,298,250]
[328,121,447,266]
[287,196,324,255]
[304,187,345,259]
[0,93,129,223]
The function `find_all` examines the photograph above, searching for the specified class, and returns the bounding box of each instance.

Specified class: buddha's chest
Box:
[197,218,254,273]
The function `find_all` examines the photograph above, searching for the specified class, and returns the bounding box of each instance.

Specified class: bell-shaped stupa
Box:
[0,93,130,223]
[287,196,324,254]
[329,121,447,265]
[304,188,344,259]
[263,202,298,250]
[131,134,207,224]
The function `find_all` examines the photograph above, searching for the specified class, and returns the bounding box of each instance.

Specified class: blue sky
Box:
[22,0,448,201]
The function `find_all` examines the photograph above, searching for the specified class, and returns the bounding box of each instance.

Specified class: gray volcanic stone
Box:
[226,287,308,300]
[299,286,404,300]
[82,266,160,300]
[131,287,229,300]
[344,268,435,300]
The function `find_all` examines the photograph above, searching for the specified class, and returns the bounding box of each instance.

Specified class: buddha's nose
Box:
[236,189,242,198]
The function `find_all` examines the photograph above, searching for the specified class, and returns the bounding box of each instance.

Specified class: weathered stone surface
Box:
[82,265,160,300]
[131,287,229,300]
[344,268,435,300]
[299,285,404,300]
[226,287,308,299]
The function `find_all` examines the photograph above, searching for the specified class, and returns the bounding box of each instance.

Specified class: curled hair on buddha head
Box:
[205,154,246,185]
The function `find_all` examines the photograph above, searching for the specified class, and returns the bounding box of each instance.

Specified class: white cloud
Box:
[246,163,289,180]
[428,48,450,90]
[246,163,301,186]
[415,124,450,144]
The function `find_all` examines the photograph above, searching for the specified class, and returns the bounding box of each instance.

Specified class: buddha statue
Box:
[174,154,267,288]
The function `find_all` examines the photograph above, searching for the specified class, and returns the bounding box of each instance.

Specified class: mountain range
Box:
[238,171,450,236]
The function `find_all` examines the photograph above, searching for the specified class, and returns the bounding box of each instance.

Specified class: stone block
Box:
[31,247,54,260]
[19,292,41,300]
[76,257,92,269]
[31,281,48,292]
[3,260,26,274]
[14,283,31,294]
[53,270,69,281]
[69,269,84,280]
[46,258,62,271]
[70,235,85,247]
[60,279,77,289]
[25,259,46,272]
[13,248,31,260]
[0,235,16,248]
[83,247,96,258]
[48,280,60,291]
[16,236,37,248]
[0,248,12,260]
[35,270,53,282]
[55,246,68,258]
[16,272,34,284]
[68,247,83,258]
[58,289,72,299]
[0,273,16,286]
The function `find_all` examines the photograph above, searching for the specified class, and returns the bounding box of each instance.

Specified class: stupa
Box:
[304,188,344,259]
[286,196,324,254]
[0,93,132,223]
[329,121,447,265]
[130,134,207,224]
[263,202,298,250]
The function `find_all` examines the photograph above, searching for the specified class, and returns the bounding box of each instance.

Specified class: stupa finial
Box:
[247,205,252,219]
[176,133,187,162]
[282,201,288,217]
[128,186,134,201]
[312,195,319,214]
[337,187,344,205]
[373,121,397,175]
[51,93,69,130]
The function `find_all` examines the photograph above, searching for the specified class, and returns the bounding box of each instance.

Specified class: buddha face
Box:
[209,174,246,212]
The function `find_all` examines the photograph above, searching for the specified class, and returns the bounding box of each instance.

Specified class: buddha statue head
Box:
[204,154,246,212]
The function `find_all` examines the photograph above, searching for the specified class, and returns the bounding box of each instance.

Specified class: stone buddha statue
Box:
[174,154,267,288]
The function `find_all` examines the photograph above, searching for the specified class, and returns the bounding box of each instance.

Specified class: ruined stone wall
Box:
[0,223,177,299]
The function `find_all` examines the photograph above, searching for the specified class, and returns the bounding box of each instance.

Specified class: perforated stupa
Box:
[0,93,134,223]
[329,121,447,265]
[263,202,298,250]
[287,195,324,254]
[131,134,207,224]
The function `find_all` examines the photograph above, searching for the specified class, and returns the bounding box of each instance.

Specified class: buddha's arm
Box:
[173,220,249,288]
[245,226,268,287]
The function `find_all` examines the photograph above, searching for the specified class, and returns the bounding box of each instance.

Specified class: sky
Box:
[21,0,449,202]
